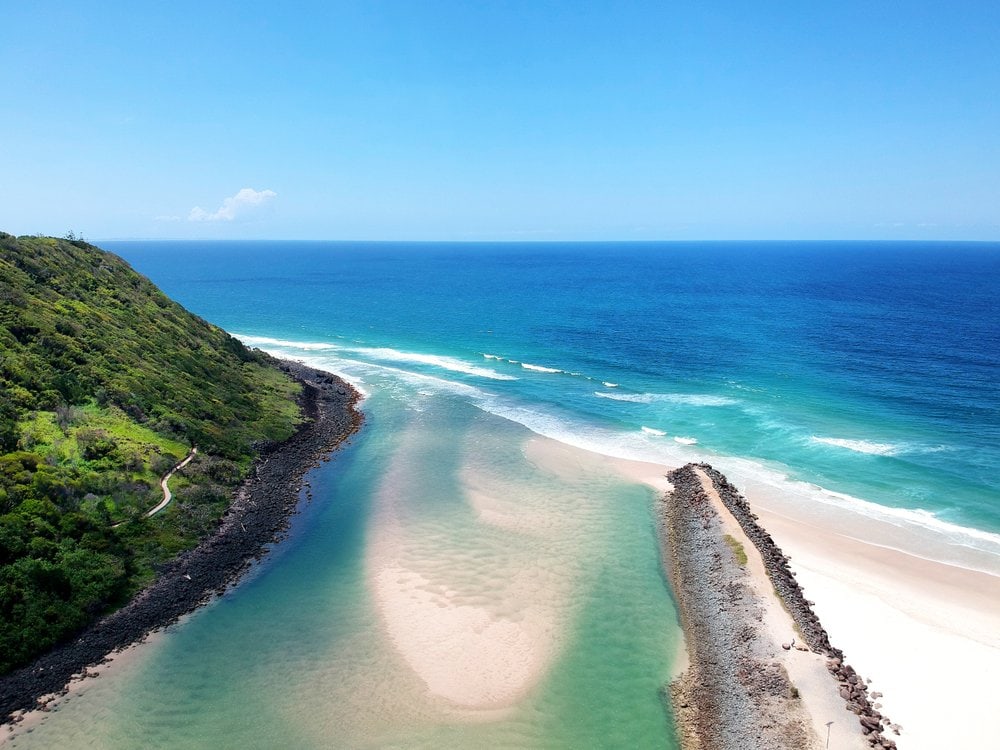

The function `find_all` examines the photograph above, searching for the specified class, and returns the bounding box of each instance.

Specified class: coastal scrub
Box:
[0,233,306,673]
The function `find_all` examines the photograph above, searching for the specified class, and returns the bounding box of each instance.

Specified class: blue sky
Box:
[2,1,998,240]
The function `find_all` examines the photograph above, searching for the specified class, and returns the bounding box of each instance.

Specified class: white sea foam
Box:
[237,334,517,382]
[469,393,1000,571]
[243,342,490,403]
[339,360,487,399]
[811,436,900,456]
[236,333,337,351]
[710,454,1000,570]
[594,392,649,403]
[594,391,736,406]
[471,396,693,471]
[662,394,737,406]
[232,336,374,399]
[521,363,563,374]
[641,426,666,436]
[486,355,585,377]
[344,347,518,381]
[602,382,619,388]
[241,331,1000,573]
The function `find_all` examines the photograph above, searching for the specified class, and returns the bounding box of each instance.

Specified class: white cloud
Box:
[188,187,277,222]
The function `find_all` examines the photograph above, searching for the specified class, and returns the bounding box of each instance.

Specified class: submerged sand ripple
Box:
[365,424,585,713]
[375,566,545,709]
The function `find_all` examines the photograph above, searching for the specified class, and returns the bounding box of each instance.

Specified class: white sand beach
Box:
[691,466,869,749]
[752,503,1000,750]
[525,435,1000,749]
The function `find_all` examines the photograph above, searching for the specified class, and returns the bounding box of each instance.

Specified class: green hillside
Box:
[0,233,303,673]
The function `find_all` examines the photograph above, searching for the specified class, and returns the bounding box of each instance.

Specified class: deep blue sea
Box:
[112,240,999,534]
[12,240,999,749]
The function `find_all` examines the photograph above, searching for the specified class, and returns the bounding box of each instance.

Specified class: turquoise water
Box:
[115,240,999,535]
[10,240,999,748]
[11,359,681,749]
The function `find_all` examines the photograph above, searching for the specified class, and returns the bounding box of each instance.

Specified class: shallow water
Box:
[10,240,999,747]
[10,389,681,749]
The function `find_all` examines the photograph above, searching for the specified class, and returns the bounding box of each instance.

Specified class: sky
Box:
[1,1,998,241]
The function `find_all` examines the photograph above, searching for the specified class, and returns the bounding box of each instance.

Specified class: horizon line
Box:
[85,236,1000,245]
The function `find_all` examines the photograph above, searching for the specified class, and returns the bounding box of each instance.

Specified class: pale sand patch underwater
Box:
[364,423,591,716]
[373,565,546,709]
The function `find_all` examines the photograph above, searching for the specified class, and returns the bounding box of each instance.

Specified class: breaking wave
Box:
[810,437,901,456]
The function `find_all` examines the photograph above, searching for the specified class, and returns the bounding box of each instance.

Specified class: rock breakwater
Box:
[662,462,898,750]
[661,464,810,750]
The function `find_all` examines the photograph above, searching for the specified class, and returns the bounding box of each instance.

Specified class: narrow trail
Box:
[0,364,362,725]
[145,447,198,518]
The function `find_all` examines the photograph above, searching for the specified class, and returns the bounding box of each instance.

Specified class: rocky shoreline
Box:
[661,464,811,750]
[0,360,362,723]
[660,463,898,750]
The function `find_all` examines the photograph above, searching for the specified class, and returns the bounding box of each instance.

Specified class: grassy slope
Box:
[0,233,303,673]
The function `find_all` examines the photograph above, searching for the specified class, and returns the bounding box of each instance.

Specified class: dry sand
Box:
[752,504,1000,750]
[523,436,1000,749]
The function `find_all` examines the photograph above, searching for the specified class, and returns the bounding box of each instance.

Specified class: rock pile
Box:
[662,465,811,750]
[695,463,898,750]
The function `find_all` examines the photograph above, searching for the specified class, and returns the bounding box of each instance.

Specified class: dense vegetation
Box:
[0,233,303,673]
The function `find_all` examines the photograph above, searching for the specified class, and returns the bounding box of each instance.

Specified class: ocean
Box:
[10,241,999,748]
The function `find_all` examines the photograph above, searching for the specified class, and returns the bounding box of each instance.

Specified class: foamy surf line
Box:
[810,436,900,456]
[711,455,1000,571]
[233,335,372,398]
[470,395,1000,570]
[810,436,951,457]
[238,333,338,351]
[521,362,564,374]
[237,333,1000,571]
[237,334,517,382]
[349,347,518,381]
[484,353,588,378]
[594,391,738,406]
[235,339,485,401]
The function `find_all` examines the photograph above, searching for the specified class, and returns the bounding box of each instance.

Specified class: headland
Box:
[0,361,362,724]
